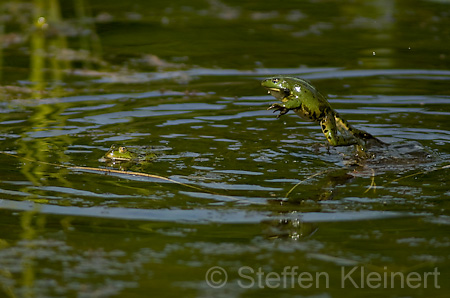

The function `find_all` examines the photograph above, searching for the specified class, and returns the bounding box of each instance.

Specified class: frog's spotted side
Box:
[262,76,384,150]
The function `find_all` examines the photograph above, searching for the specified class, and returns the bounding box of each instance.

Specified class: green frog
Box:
[262,76,384,154]
[101,144,157,164]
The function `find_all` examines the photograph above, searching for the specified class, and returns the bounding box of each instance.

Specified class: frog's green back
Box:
[283,77,331,111]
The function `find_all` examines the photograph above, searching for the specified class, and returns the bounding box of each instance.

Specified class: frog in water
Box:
[101,144,157,163]
[262,76,384,154]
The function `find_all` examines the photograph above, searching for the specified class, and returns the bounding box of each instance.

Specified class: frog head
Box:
[261,77,292,101]
[104,144,136,161]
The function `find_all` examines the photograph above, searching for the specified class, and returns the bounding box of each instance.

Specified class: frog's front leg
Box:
[267,103,289,118]
[320,110,358,146]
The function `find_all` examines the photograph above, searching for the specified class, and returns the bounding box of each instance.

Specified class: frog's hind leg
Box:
[335,115,360,136]
[320,111,358,146]
[335,115,385,146]
[333,115,375,158]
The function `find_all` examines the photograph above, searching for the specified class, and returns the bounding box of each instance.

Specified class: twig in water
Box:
[285,169,331,198]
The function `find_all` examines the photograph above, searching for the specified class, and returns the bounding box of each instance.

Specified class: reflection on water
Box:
[0,0,103,99]
[0,209,143,297]
[1,0,450,297]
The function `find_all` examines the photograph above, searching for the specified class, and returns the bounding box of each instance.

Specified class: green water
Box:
[0,0,449,297]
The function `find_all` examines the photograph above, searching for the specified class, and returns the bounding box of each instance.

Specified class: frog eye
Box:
[119,147,128,153]
[272,78,279,83]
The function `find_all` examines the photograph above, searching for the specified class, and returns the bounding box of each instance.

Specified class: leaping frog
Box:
[262,76,384,154]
